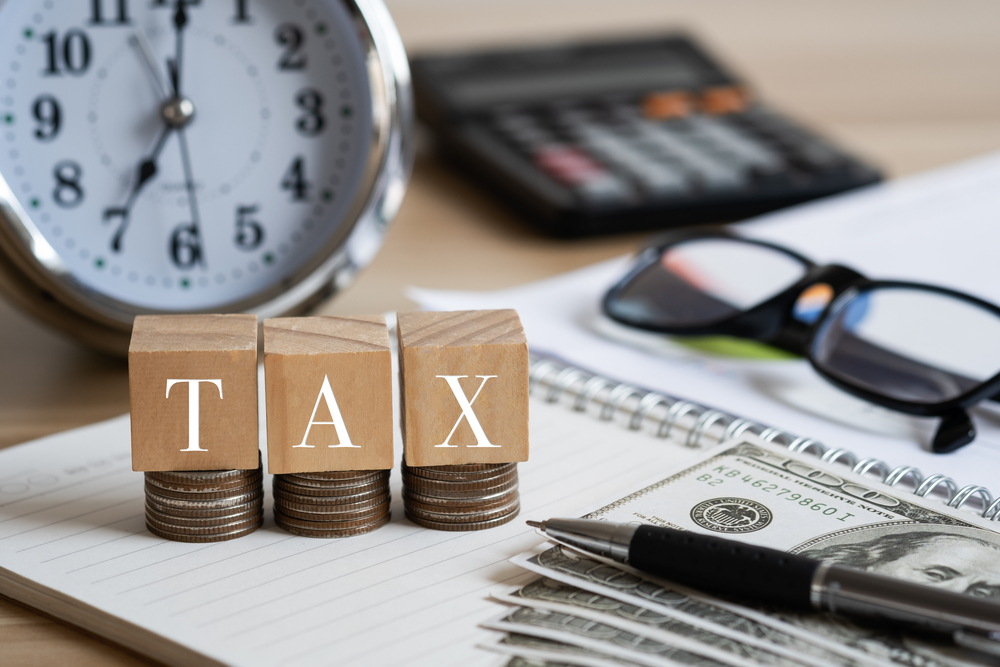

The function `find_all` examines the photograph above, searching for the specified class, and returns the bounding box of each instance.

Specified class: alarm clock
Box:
[0,0,412,354]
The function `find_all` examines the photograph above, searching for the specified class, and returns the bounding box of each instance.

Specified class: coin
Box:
[144,470,262,494]
[146,504,262,528]
[274,489,389,515]
[145,496,264,519]
[272,506,389,531]
[273,511,390,538]
[402,477,518,500]
[146,513,263,536]
[276,498,391,522]
[146,518,263,542]
[404,507,519,531]
[145,451,262,485]
[410,462,515,473]
[403,464,516,482]
[402,487,519,509]
[401,469,517,492]
[404,499,520,523]
[145,488,263,511]
[274,476,387,498]
[272,484,386,505]
[287,469,390,484]
[144,479,261,501]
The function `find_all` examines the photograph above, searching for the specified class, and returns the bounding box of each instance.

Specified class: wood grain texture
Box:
[397,310,528,466]
[264,316,393,473]
[129,315,258,472]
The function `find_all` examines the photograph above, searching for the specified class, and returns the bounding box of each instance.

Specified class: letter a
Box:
[435,375,500,448]
[296,374,359,448]
[166,379,223,452]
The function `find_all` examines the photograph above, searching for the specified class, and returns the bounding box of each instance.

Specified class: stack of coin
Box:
[144,452,264,542]
[402,461,519,531]
[272,470,391,538]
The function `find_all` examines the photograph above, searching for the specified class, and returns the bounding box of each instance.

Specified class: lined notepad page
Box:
[0,397,696,666]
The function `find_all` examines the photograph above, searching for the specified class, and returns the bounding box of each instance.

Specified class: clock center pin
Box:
[161,97,196,129]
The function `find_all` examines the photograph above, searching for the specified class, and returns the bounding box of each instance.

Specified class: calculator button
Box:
[630,119,747,191]
[700,86,749,114]
[533,145,632,204]
[641,92,694,120]
[683,116,785,173]
[572,125,691,197]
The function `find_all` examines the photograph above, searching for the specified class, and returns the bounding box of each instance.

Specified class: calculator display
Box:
[411,35,881,237]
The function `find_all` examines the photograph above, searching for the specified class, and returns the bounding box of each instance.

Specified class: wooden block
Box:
[397,310,529,467]
[129,314,258,472]
[263,316,393,474]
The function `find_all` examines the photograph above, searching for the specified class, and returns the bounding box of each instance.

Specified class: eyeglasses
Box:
[602,229,1000,454]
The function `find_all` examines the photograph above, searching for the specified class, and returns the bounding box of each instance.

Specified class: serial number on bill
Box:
[695,469,856,523]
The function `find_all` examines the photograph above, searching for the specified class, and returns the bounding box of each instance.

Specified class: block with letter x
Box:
[129,314,258,472]
[397,310,529,467]
[263,315,393,474]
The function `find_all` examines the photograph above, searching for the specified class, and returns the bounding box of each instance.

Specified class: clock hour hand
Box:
[104,127,172,253]
[169,0,189,96]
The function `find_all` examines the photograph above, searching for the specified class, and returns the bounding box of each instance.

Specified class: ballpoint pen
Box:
[527,518,1000,657]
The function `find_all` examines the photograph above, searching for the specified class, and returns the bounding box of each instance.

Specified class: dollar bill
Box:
[492,577,854,667]
[509,440,1000,667]
[483,631,637,667]
[484,605,736,667]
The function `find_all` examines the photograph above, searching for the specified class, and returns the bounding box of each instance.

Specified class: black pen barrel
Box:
[629,525,819,610]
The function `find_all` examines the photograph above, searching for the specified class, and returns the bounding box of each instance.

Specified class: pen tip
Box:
[526,520,544,529]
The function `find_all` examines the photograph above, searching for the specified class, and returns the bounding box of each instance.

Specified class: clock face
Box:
[0,0,375,311]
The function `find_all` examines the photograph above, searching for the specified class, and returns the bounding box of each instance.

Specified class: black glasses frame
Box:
[602,228,1000,453]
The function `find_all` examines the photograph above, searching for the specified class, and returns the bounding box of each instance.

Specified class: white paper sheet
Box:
[0,394,700,666]
[409,152,1000,497]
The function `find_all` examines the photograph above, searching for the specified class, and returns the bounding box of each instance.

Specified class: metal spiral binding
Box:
[528,355,997,521]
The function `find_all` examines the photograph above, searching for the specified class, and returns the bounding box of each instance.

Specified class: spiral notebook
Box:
[526,354,999,521]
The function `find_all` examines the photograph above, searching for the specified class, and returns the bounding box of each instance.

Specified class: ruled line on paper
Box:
[91,543,218,584]
[182,530,417,619]
[129,536,298,600]
[64,539,167,573]
[0,466,131,512]
[18,514,143,553]
[286,569,532,665]
[0,480,137,541]
[41,531,139,564]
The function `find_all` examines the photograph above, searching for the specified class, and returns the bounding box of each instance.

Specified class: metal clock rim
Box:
[0,0,414,355]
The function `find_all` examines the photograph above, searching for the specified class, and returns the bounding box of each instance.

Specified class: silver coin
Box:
[145,451,262,485]
[145,488,263,510]
[404,506,519,531]
[274,512,390,538]
[286,469,390,485]
[272,486,389,508]
[146,518,263,542]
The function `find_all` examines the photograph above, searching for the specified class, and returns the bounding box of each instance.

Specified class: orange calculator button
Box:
[641,91,694,120]
[700,86,749,114]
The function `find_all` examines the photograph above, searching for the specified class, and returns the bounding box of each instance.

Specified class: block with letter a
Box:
[128,314,258,472]
[263,315,393,474]
[397,310,529,467]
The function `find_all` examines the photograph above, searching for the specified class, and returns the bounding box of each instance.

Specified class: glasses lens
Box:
[812,286,1000,404]
[607,238,809,328]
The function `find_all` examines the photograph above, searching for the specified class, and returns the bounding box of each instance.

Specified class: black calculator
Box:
[410,35,882,237]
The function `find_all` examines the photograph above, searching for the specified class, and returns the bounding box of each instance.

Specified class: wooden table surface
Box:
[3,1,1000,663]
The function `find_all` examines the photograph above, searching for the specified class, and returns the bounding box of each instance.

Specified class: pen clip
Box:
[953,629,1000,657]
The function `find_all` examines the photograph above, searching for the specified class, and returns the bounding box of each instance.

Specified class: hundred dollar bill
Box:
[484,605,736,667]
[482,632,636,667]
[491,577,854,667]
[513,440,1000,667]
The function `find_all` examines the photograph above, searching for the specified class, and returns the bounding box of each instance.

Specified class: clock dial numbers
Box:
[42,29,92,76]
[233,0,251,24]
[295,89,324,136]
[32,95,61,141]
[170,222,203,269]
[275,24,306,71]
[234,205,264,251]
[281,156,310,203]
[89,0,131,26]
[52,161,84,208]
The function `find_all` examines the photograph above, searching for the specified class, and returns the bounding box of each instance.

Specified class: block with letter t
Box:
[263,315,393,474]
[397,310,529,467]
[129,314,258,472]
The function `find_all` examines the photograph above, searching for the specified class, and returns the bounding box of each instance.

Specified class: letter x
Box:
[435,375,500,448]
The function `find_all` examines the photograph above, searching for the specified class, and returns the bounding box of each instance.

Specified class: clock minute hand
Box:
[104,126,172,253]
[128,28,170,101]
